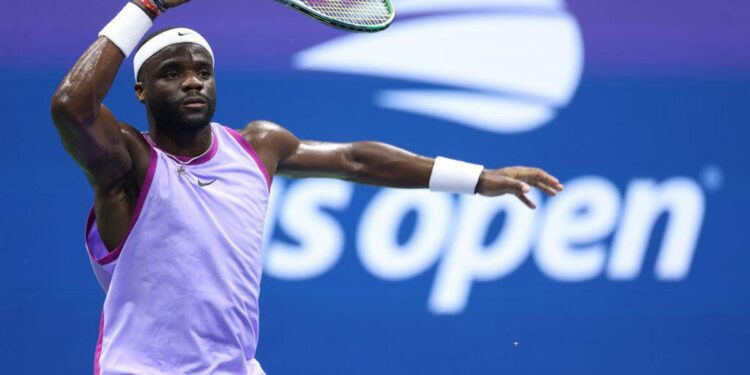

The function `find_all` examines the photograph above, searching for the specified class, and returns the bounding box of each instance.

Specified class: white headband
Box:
[133,27,215,81]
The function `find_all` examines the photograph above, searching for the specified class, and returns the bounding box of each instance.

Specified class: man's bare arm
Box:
[48,1,186,251]
[50,39,140,188]
[244,121,564,209]
[49,1,186,188]
[49,2,158,187]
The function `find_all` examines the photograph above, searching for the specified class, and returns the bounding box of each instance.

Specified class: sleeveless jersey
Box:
[84,123,271,375]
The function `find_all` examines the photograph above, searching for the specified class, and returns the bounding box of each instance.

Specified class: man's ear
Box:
[134,82,146,103]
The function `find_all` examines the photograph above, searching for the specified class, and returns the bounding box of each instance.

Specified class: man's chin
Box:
[151,105,215,130]
[179,112,214,129]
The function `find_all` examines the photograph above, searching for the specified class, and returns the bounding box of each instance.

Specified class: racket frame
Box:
[274,0,395,33]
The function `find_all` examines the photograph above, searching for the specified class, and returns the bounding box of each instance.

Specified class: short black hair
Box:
[135,27,181,82]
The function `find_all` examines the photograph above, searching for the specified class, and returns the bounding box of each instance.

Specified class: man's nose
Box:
[182,72,204,91]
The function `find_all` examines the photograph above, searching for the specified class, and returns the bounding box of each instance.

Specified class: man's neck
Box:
[148,123,213,157]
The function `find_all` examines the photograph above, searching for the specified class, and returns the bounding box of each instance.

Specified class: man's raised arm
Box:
[244,121,564,209]
[49,1,172,186]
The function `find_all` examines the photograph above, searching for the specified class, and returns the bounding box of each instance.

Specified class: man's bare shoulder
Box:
[241,120,287,139]
[115,122,152,180]
[238,120,300,176]
[241,120,299,155]
[117,121,145,139]
[118,122,150,154]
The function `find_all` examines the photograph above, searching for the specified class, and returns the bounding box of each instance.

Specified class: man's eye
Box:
[199,71,211,79]
[165,71,180,79]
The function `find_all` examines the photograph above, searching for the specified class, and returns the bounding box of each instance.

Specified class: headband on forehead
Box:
[133,27,215,81]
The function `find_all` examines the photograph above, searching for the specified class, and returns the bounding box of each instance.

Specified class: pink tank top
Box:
[85,123,271,374]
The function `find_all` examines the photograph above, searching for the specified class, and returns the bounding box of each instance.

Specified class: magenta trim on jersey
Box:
[84,145,158,265]
[94,312,104,375]
[225,126,272,190]
[143,128,219,165]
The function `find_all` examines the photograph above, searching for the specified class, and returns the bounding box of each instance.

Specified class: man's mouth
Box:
[182,97,208,108]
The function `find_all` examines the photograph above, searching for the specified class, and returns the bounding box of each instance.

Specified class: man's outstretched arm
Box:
[245,121,564,209]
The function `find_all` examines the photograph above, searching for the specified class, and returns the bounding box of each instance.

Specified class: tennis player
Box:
[50,1,564,374]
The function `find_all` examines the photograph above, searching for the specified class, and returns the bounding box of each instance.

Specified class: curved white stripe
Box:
[396,0,564,15]
[296,13,583,104]
[377,90,553,133]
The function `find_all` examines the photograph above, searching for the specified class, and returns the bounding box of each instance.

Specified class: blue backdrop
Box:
[1,1,749,374]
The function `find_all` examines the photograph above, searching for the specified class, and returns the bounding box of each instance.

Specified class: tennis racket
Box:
[274,0,395,32]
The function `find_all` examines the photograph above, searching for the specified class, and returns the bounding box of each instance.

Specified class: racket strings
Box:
[299,0,392,26]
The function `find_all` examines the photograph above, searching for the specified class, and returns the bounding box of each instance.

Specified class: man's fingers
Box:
[507,177,530,194]
[481,169,563,200]
[533,181,559,196]
[518,168,564,191]
[515,193,536,209]
[508,171,536,207]
[531,168,562,189]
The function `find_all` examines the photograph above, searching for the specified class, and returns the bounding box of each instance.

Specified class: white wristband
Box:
[98,3,153,58]
[429,156,484,194]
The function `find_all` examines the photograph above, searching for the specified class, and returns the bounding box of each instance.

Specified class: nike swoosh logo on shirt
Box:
[178,31,192,36]
[198,179,217,187]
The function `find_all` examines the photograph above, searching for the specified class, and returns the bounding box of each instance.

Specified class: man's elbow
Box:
[50,91,97,128]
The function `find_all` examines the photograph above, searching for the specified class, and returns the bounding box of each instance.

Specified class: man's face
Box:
[137,43,217,130]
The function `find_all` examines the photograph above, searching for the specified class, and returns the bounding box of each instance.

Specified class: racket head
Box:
[277,0,395,33]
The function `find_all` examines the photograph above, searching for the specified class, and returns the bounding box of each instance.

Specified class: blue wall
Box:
[1,1,749,374]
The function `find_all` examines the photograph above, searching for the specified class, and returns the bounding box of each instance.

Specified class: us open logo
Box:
[294,0,584,134]
[265,0,706,315]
